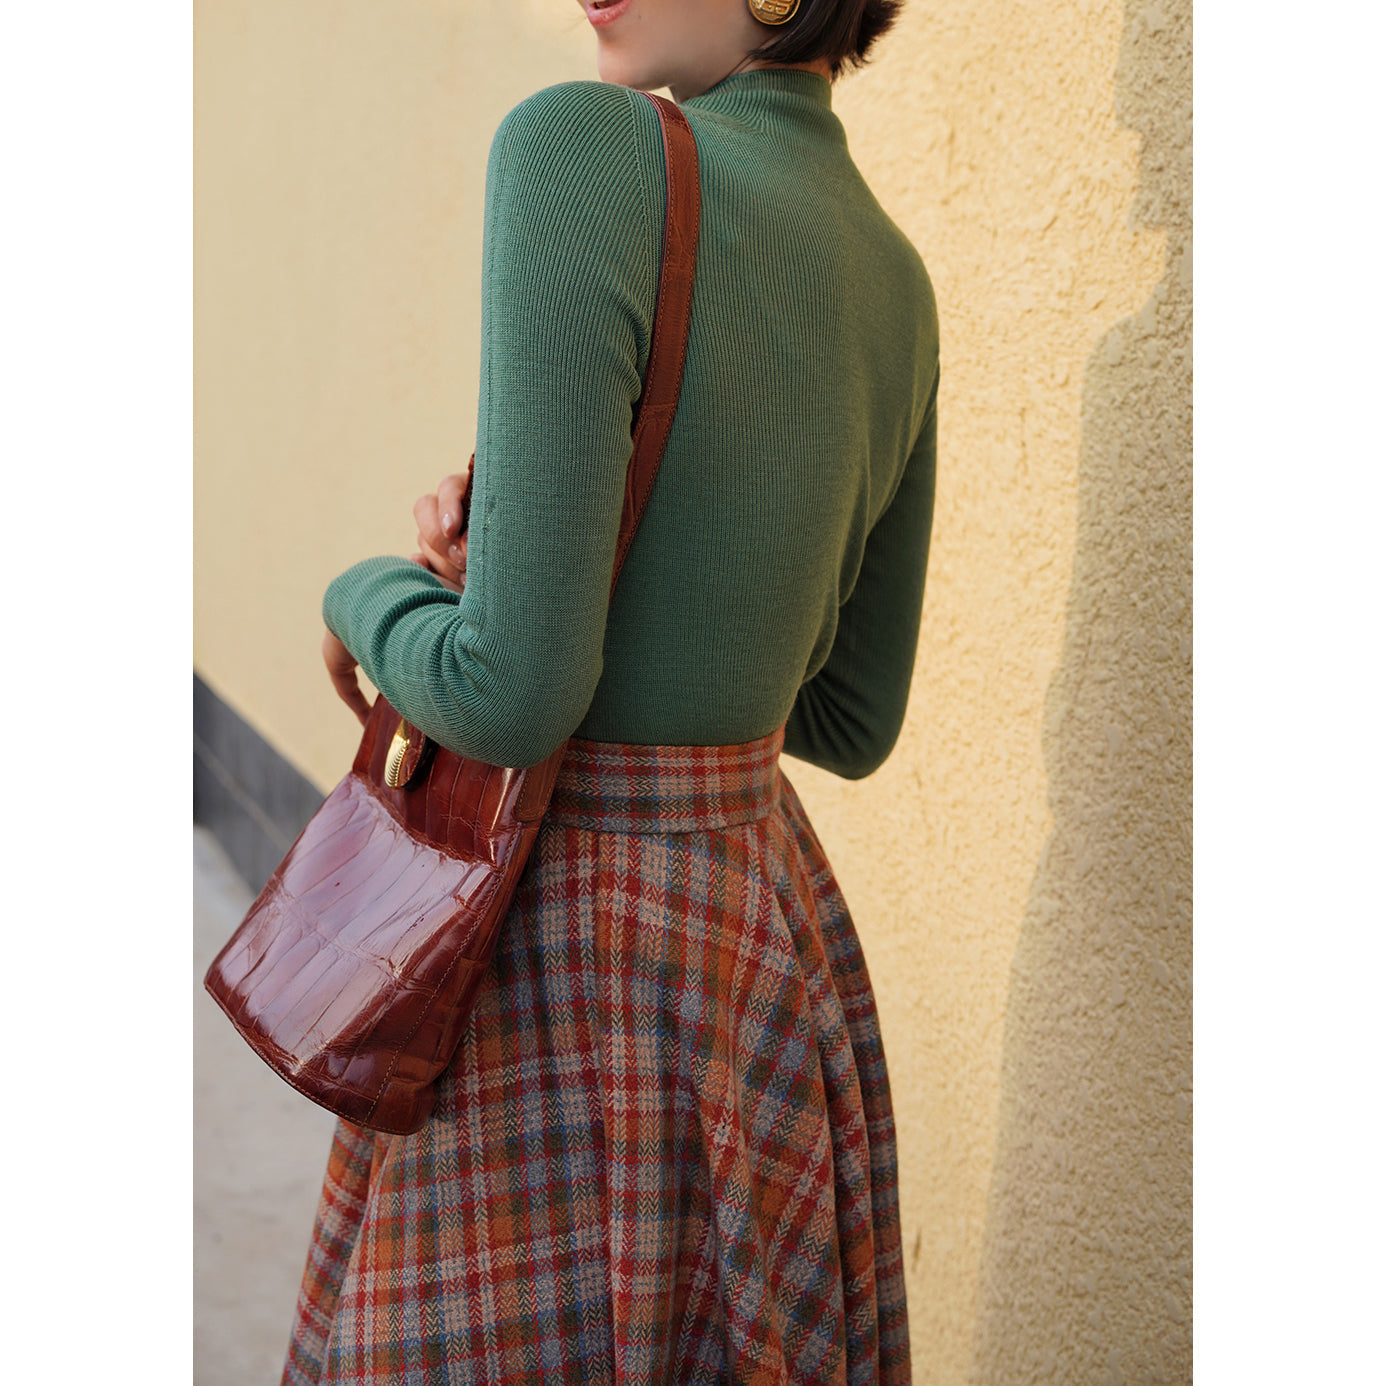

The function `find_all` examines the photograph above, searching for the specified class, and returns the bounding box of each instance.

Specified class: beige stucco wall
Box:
[195,2,1191,1381]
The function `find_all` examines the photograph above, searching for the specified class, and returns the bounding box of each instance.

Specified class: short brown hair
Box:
[749,0,904,80]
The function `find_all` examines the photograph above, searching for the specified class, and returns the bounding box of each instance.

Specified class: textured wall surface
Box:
[194,2,1191,1381]
[963,3,1192,1381]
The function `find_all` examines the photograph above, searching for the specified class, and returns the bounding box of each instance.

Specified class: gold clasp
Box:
[384,718,411,788]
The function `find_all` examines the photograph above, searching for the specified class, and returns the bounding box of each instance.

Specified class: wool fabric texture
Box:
[282,732,910,1385]
[323,70,939,779]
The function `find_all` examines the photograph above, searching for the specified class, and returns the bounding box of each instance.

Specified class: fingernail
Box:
[442,512,453,532]
[449,546,465,566]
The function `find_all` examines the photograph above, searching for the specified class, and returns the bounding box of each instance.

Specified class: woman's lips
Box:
[584,0,633,28]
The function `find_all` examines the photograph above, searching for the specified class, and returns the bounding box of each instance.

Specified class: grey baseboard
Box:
[193,673,325,894]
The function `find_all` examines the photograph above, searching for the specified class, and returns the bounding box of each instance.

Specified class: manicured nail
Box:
[442,512,454,532]
[449,546,465,566]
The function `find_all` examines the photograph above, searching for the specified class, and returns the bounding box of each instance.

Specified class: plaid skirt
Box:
[282,730,910,1385]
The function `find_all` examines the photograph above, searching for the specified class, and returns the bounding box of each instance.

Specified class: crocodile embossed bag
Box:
[204,93,700,1136]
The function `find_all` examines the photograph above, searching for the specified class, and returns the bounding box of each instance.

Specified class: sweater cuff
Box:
[322,555,453,648]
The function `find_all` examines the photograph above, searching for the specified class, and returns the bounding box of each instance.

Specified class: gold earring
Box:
[748,0,800,24]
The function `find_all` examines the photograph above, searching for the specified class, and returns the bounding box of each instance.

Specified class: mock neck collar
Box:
[685,67,834,114]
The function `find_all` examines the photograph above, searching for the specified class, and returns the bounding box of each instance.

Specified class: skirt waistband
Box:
[547,728,785,834]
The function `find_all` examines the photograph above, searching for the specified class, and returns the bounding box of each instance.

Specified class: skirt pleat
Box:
[282,731,910,1385]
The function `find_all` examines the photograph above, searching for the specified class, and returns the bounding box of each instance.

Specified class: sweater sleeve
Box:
[783,375,938,779]
[322,83,665,767]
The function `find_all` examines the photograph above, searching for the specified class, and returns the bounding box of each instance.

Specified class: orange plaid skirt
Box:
[282,730,910,1384]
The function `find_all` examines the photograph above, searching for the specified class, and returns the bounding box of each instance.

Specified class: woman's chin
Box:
[594,50,650,92]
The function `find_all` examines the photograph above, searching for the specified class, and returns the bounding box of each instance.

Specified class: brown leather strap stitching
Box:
[610,91,701,596]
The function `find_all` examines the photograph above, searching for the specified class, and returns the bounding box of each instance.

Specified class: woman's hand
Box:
[412,465,473,592]
[322,629,372,726]
[324,468,473,723]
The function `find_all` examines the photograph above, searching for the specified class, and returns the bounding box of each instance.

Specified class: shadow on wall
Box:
[969,3,1192,1384]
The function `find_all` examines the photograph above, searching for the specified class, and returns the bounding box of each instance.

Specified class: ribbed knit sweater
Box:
[324,69,938,779]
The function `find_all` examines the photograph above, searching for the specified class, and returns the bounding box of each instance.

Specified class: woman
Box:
[296,0,937,1381]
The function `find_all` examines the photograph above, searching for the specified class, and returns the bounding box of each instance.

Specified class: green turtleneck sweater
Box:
[324,69,938,779]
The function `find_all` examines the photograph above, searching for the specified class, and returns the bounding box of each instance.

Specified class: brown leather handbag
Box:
[204,92,700,1136]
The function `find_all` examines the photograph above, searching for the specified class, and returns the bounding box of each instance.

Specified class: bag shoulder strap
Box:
[609,92,701,595]
[513,94,699,818]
